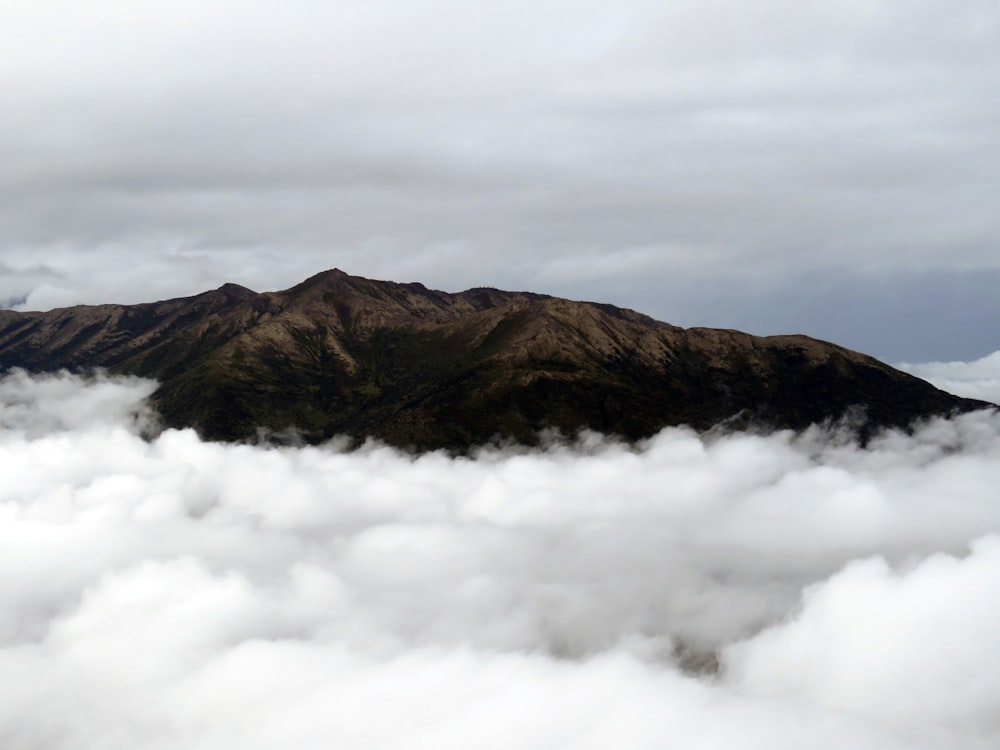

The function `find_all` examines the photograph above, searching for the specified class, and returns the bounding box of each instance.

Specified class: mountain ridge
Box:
[0,269,991,450]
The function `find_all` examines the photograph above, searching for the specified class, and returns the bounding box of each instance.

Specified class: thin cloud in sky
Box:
[0,360,998,747]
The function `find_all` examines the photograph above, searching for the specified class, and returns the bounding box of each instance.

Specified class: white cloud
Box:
[897,350,1000,404]
[725,537,1000,739]
[0,368,159,437]
[1,368,999,746]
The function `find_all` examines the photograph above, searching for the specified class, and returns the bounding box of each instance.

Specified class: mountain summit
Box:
[0,270,990,449]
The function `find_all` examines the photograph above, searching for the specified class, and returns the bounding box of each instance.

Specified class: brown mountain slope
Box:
[0,269,991,450]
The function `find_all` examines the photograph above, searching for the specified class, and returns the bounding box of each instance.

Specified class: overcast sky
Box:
[2,0,998,360]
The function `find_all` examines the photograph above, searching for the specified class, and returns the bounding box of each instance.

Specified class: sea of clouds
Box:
[1,355,999,749]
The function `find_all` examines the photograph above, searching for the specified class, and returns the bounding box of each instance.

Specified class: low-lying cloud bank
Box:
[1,365,999,748]
[898,350,1000,405]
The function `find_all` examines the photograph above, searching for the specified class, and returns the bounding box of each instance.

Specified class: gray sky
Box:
[2,0,998,360]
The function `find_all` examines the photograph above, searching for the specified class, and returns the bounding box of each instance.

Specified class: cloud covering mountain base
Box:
[2,365,999,748]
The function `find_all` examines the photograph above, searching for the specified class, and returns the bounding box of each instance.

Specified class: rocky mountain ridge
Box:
[0,269,991,450]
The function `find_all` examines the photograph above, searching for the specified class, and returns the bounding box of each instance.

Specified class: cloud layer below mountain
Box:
[1,362,999,748]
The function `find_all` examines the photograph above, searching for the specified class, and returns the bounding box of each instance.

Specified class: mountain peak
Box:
[218,282,256,295]
[0,271,991,451]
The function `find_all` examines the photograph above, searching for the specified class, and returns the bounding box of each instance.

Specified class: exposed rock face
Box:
[0,269,991,450]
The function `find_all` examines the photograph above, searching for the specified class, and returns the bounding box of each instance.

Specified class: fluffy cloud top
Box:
[1,365,999,748]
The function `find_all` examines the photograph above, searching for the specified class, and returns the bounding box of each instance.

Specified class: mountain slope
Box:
[0,269,991,450]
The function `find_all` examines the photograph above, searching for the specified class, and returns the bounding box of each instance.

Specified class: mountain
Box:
[0,269,991,450]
